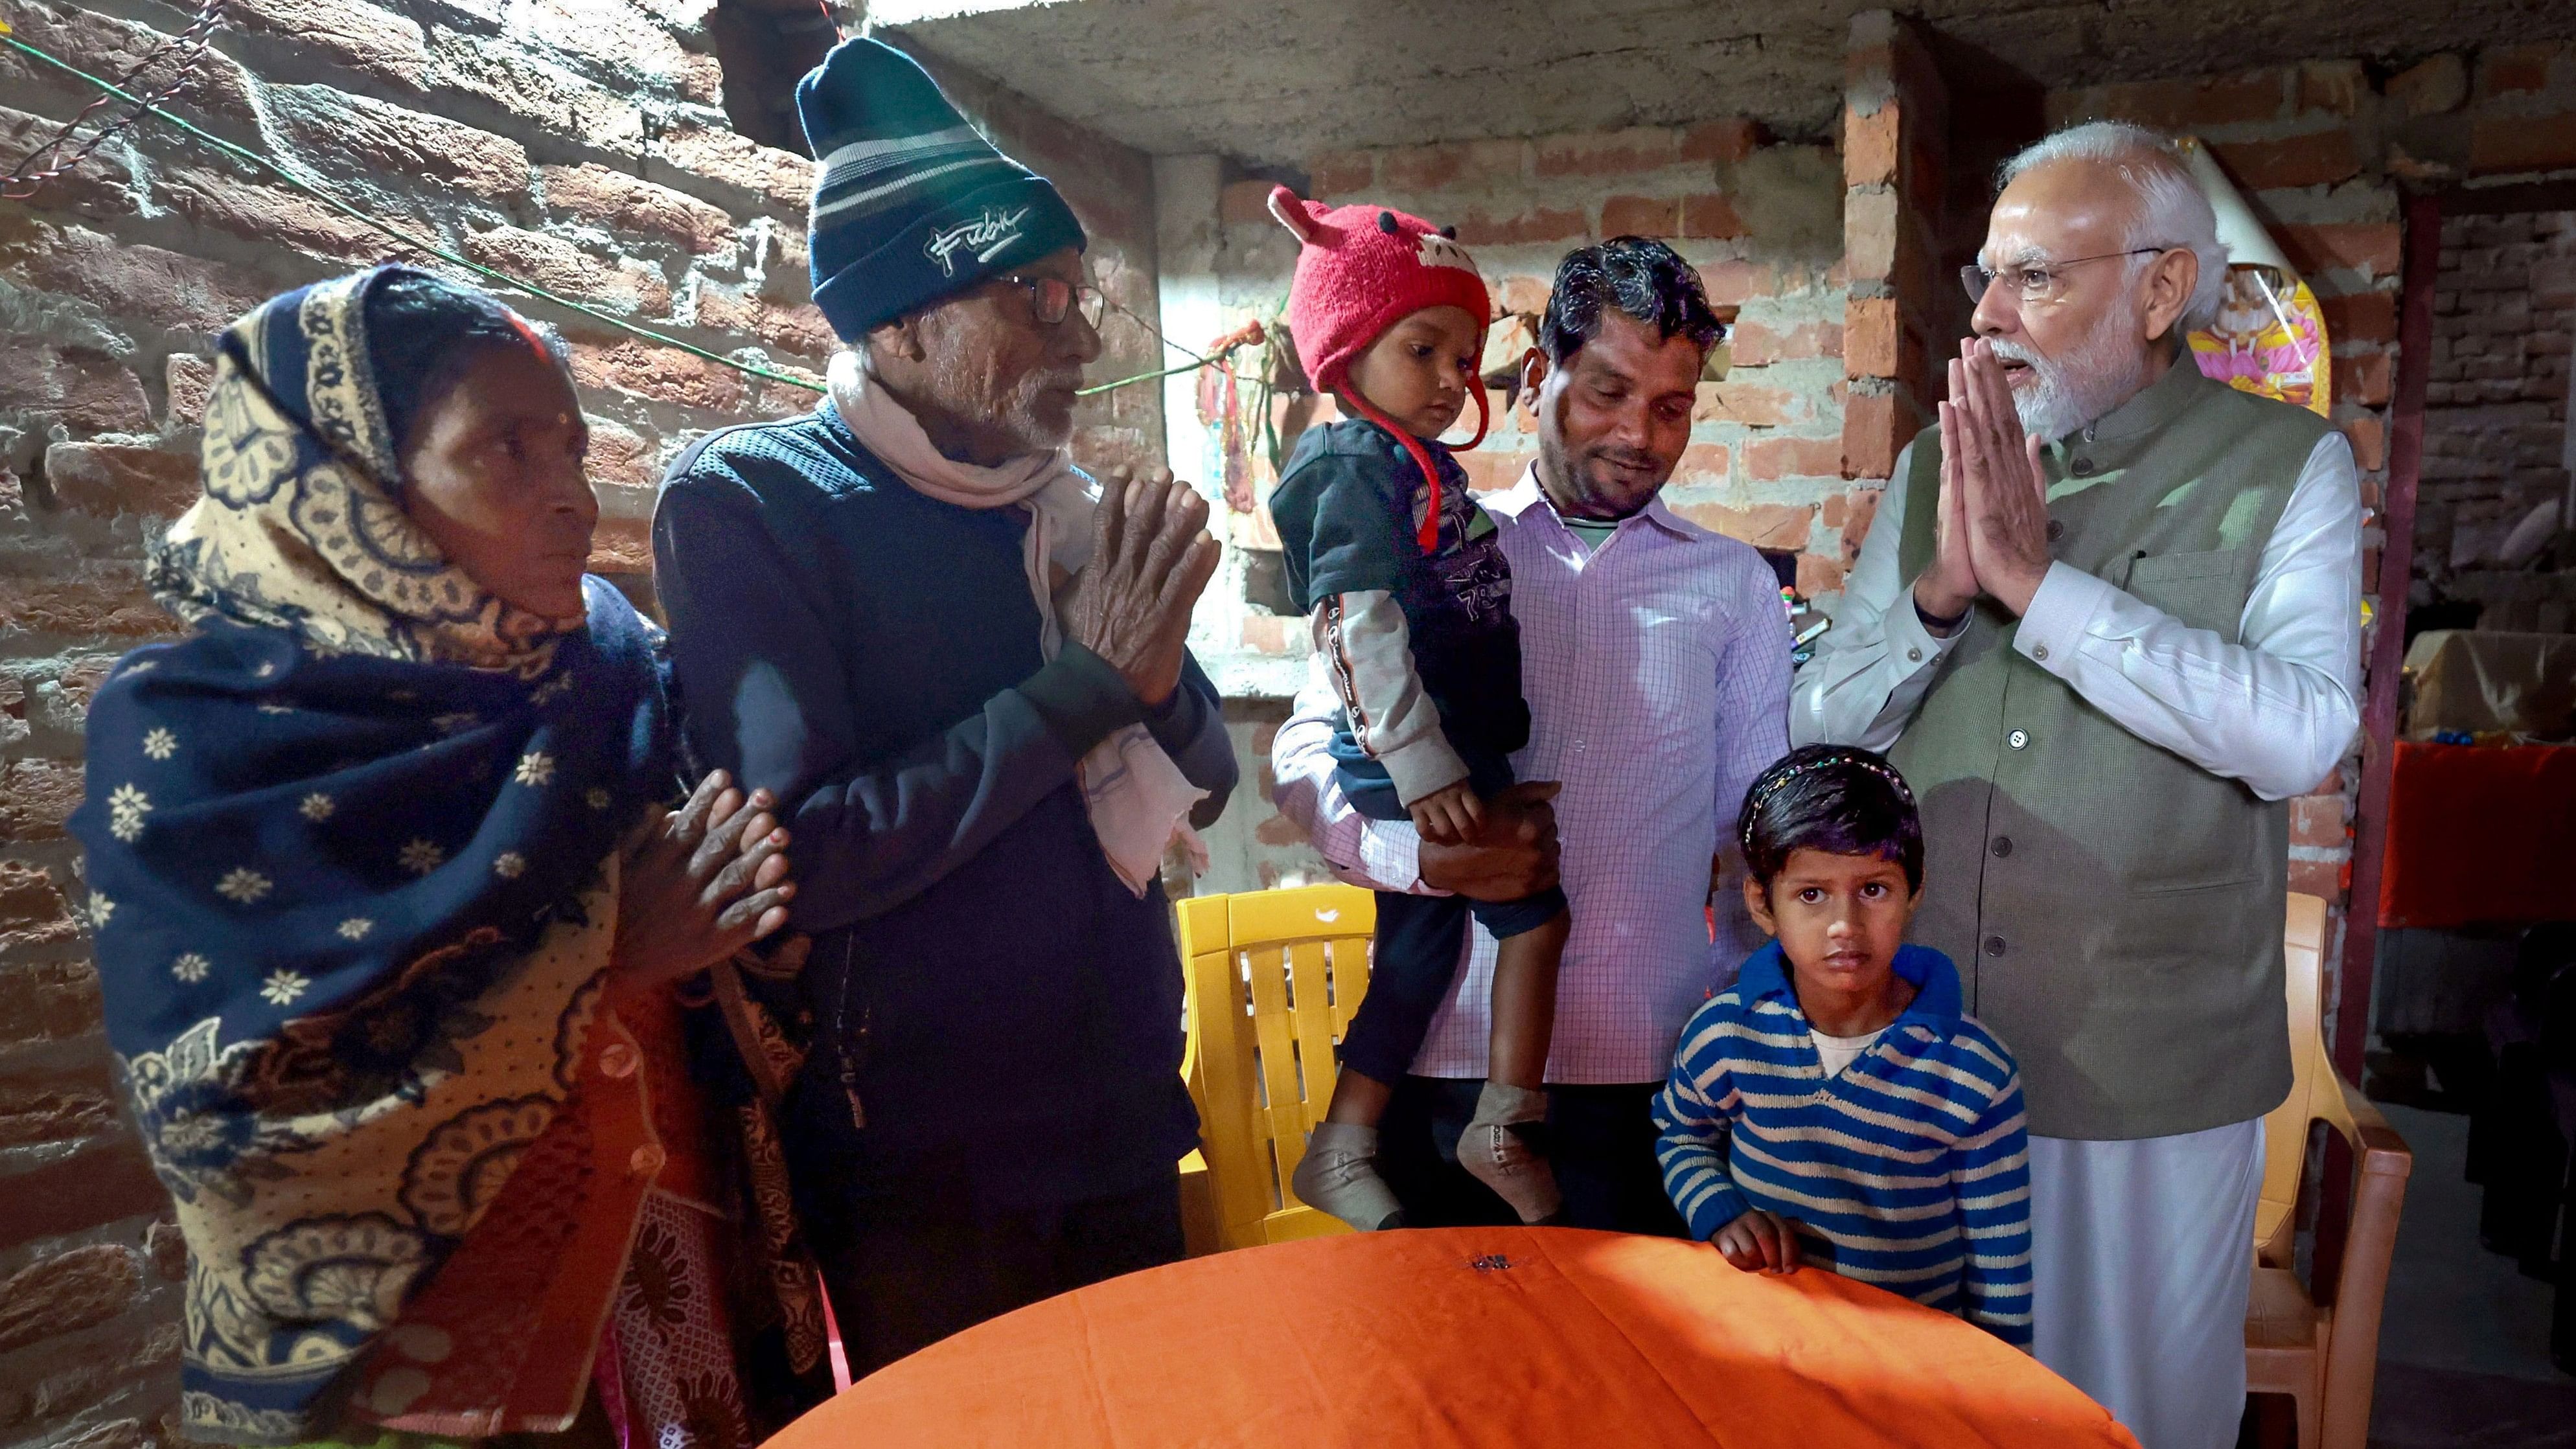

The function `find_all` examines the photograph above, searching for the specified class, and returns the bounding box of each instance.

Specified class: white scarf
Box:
[829,351,1206,896]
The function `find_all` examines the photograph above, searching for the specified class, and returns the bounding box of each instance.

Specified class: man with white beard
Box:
[1793,121,2361,1448]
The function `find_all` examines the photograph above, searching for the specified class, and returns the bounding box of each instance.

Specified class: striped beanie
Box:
[796,37,1086,341]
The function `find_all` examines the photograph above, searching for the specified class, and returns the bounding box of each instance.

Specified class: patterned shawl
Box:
[69,268,673,1443]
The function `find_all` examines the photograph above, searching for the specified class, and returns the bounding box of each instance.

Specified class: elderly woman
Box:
[71,266,822,1445]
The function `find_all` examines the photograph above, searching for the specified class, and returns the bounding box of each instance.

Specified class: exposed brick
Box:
[0,860,76,960]
[0,344,151,435]
[0,1246,141,1354]
[0,218,265,338]
[1381,143,1467,192]
[584,418,661,490]
[2468,111,2576,176]
[1679,119,1762,165]
[653,124,812,213]
[0,757,83,843]
[1845,187,1899,284]
[1307,150,1375,198]
[1835,485,1885,557]
[2053,70,2287,130]
[1497,274,1553,317]
[569,339,747,413]
[268,86,530,200]
[1253,810,1311,848]
[0,1079,120,1149]
[1601,194,1679,237]
[1219,178,1277,225]
[1845,296,1901,378]
[2333,349,2393,406]
[0,567,171,640]
[0,1132,165,1251]
[588,516,651,575]
[0,104,139,217]
[2286,855,2346,899]
[1697,260,1779,308]
[2278,223,2403,279]
[2389,54,2470,117]
[677,51,724,105]
[1238,613,1296,656]
[2209,130,2360,192]
[2477,44,2557,98]
[1693,381,1804,428]
[1451,207,1587,248]
[516,0,690,84]
[1729,317,1840,366]
[0,3,258,122]
[1797,553,1848,597]
[1746,435,1846,481]
[165,356,214,429]
[1844,102,1900,187]
[231,0,428,89]
[1535,128,1677,178]
[1458,448,1534,493]
[2343,415,2387,472]
[2295,61,2367,119]
[1671,501,1815,549]
[147,1220,188,1283]
[42,444,198,519]
[428,25,647,154]
[1680,194,1747,240]
[1841,388,1909,480]
[1667,443,1732,486]
[2291,793,2348,848]
[2320,290,2398,346]
[543,164,735,255]
[157,166,390,265]
[465,227,671,316]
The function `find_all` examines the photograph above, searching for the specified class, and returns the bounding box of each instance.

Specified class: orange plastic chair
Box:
[2246,892,2415,1449]
[1175,884,1377,1251]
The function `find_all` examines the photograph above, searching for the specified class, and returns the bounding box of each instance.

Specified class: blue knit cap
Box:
[796,37,1087,341]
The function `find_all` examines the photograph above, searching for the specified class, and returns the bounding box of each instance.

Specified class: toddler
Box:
[1654,745,2034,1346]
[1265,187,1572,1229]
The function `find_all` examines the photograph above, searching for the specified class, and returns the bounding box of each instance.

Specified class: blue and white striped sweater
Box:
[1653,942,2034,1347]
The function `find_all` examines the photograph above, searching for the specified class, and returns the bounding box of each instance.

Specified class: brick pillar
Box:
[1839,10,1949,590]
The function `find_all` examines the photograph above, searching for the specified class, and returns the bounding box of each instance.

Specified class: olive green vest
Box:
[1889,361,2329,1140]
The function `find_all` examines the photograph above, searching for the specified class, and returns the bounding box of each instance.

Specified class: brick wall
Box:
[2420,210,2575,594]
[0,3,1159,1443]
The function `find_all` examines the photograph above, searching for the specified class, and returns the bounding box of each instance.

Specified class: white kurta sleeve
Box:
[2007,431,2363,801]
[1789,441,1965,751]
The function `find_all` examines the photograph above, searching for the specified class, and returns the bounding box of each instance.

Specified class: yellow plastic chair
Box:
[2246,892,2415,1449]
[1175,884,1377,1251]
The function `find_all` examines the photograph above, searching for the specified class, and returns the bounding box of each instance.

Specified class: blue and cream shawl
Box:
[69,268,674,1443]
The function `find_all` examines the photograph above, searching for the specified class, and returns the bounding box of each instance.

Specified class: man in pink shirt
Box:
[1272,238,1792,1231]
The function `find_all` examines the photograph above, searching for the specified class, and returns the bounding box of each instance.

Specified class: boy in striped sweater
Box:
[1654,746,2034,1347]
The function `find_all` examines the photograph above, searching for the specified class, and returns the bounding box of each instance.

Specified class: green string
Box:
[1,23,830,393]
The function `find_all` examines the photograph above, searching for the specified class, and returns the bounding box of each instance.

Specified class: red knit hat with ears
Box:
[1271,186,1492,549]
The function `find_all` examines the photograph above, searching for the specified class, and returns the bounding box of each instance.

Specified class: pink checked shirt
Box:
[1271,470,1792,1084]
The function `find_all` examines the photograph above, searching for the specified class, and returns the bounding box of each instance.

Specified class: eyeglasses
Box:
[1959,248,2171,305]
[1001,273,1107,329]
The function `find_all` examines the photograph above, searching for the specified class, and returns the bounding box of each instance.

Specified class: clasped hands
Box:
[1913,339,2058,627]
[1059,466,1221,711]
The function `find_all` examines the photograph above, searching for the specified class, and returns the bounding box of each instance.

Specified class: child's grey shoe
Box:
[1293,1122,1406,1231]
[1459,1082,1563,1224]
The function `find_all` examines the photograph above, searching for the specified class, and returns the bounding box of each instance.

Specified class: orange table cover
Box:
[766,1227,2138,1448]
[2378,742,2576,928]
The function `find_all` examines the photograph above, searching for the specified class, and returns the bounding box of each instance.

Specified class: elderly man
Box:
[1274,237,1791,1233]
[1795,122,2360,1448]
[652,38,1234,1373]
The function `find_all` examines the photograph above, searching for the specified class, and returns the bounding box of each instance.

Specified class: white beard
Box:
[1990,305,2152,442]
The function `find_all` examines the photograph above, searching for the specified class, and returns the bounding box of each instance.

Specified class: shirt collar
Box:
[1734,940,1964,1033]
[1484,464,1695,541]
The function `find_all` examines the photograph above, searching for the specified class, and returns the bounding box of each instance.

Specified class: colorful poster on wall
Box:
[2189,266,2332,417]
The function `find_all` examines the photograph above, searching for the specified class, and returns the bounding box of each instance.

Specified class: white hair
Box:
[1999,121,2229,334]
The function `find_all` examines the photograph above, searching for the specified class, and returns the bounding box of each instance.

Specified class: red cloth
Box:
[765,1227,2138,1448]
[2379,742,2576,928]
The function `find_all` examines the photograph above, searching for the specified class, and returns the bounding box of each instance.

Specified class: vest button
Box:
[1984,935,2007,957]
[1990,836,2013,858]
[2047,519,2065,543]
[2007,728,2029,749]
[2071,457,2093,474]
[629,1144,667,1178]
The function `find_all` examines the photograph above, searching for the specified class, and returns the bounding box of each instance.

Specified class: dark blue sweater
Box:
[652,405,1234,1209]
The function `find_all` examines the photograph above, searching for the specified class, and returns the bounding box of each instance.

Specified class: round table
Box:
[766,1226,2138,1448]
